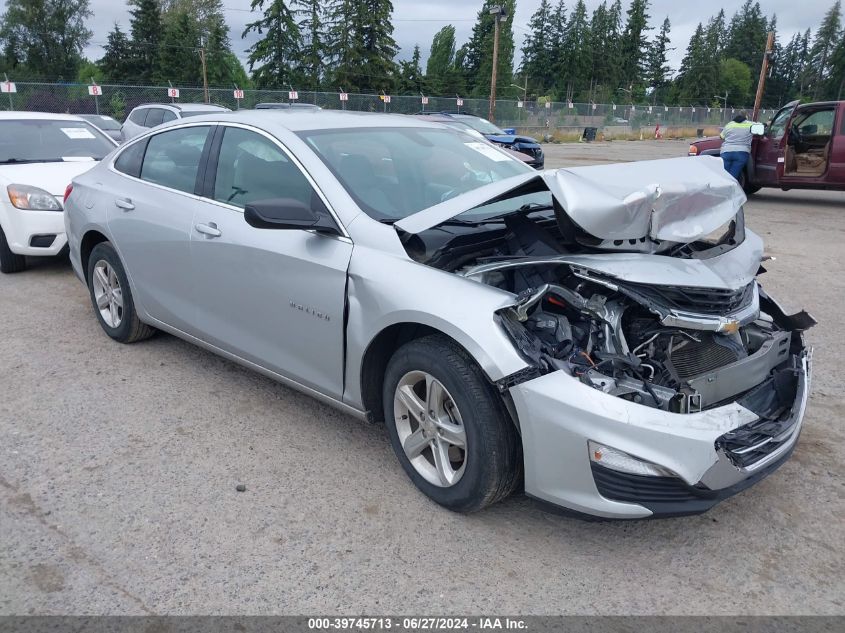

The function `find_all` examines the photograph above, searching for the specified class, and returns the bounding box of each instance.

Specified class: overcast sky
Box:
[78,0,835,78]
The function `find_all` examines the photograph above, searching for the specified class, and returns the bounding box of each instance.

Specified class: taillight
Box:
[688,145,699,156]
[63,184,73,204]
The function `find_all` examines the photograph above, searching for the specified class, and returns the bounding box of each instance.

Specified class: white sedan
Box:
[0,112,117,273]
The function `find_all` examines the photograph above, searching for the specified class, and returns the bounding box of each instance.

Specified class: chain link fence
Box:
[1,81,774,137]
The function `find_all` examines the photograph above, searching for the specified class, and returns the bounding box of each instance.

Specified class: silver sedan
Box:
[64,110,814,519]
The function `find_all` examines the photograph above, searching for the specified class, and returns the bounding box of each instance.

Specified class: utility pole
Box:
[488,5,508,123]
[752,31,774,121]
[199,39,210,104]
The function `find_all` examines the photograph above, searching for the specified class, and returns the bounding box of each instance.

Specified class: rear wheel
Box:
[0,226,26,273]
[87,242,155,343]
[382,335,522,512]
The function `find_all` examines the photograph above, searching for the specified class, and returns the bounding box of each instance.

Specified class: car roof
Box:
[255,103,322,109]
[0,111,86,121]
[131,102,229,112]
[164,109,451,133]
[413,113,462,122]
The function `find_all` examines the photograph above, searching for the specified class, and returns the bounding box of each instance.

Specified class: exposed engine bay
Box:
[397,163,816,415]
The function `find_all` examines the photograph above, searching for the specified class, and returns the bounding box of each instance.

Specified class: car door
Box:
[781,108,837,185]
[828,106,845,186]
[107,124,213,333]
[752,101,799,186]
[189,124,353,398]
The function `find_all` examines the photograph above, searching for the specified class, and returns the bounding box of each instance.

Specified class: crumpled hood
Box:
[0,160,100,196]
[486,134,540,146]
[548,155,745,242]
[395,156,745,245]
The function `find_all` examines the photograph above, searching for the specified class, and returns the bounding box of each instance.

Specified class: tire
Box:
[382,334,522,512]
[0,225,26,273]
[738,170,761,195]
[86,242,155,343]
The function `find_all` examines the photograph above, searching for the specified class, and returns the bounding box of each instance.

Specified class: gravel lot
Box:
[1,140,844,615]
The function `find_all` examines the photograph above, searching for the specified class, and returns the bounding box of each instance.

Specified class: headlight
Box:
[7,184,62,211]
[688,145,699,156]
[588,441,675,477]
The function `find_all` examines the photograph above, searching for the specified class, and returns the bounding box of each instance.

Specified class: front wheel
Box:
[86,242,155,343]
[0,226,26,273]
[382,335,522,512]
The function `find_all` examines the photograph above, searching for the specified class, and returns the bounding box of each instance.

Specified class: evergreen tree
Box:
[205,11,234,86]
[397,44,426,94]
[520,0,554,94]
[295,0,323,90]
[807,0,843,98]
[324,0,358,90]
[426,25,463,95]
[547,0,567,98]
[460,0,516,97]
[676,23,711,104]
[557,0,591,100]
[157,11,201,85]
[243,0,301,89]
[355,0,398,92]
[828,36,845,99]
[0,0,93,80]
[796,28,813,96]
[619,0,651,94]
[645,17,671,102]
[98,24,133,83]
[587,1,623,102]
[162,0,225,41]
[128,0,163,84]
[724,0,768,70]
[768,30,800,106]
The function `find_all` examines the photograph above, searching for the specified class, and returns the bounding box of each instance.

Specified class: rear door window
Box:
[144,108,165,128]
[162,110,177,123]
[140,126,211,194]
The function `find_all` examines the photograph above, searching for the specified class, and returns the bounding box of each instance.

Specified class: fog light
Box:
[588,441,675,477]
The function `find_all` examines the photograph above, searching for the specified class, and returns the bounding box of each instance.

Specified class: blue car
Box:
[416,112,544,169]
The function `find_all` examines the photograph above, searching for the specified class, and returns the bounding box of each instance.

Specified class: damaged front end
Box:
[395,157,815,517]
[493,270,812,418]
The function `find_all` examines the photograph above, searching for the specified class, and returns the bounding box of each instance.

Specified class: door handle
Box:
[114,197,135,211]
[195,222,222,238]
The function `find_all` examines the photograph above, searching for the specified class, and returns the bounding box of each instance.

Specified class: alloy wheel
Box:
[393,370,467,487]
[92,260,124,328]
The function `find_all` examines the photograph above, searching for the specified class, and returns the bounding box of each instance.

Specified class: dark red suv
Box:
[688,100,845,194]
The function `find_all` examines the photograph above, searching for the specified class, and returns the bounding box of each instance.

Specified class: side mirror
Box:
[244,198,340,235]
[750,123,765,136]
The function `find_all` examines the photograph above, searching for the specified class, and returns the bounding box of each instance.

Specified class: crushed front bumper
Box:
[509,350,810,519]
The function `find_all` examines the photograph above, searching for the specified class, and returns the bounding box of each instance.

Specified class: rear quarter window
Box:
[114,139,148,178]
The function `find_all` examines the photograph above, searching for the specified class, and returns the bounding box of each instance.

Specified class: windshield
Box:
[459,117,506,136]
[81,115,121,131]
[299,127,531,221]
[0,119,115,163]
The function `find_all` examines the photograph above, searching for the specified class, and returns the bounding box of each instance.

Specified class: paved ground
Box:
[1,140,844,615]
